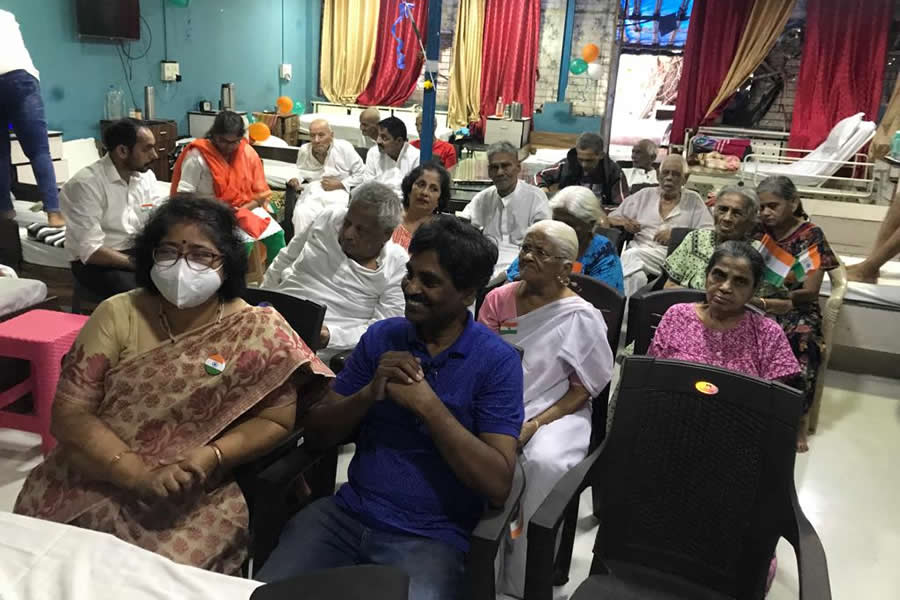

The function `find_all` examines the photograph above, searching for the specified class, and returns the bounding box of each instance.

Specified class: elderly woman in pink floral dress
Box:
[649,240,800,382]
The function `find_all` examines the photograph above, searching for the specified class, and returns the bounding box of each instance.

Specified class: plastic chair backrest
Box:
[627,288,706,355]
[282,186,298,243]
[596,356,802,597]
[0,217,22,270]
[570,274,625,449]
[594,226,624,256]
[241,287,327,352]
[667,227,692,256]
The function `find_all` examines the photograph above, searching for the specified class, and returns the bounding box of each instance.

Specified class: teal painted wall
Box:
[6,0,322,140]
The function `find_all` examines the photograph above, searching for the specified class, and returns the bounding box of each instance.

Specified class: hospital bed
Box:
[686,114,877,201]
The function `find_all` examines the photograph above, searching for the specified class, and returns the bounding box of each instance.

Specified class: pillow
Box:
[821,112,864,152]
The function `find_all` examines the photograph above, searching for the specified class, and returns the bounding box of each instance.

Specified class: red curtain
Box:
[357,0,428,107]
[670,0,755,145]
[475,0,541,134]
[788,0,891,150]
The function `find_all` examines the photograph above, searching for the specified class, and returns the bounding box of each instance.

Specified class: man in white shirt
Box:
[0,9,64,227]
[262,181,407,360]
[363,117,420,198]
[358,107,381,150]
[287,119,365,236]
[609,155,713,295]
[461,142,551,273]
[62,119,162,299]
[622,139,659,194]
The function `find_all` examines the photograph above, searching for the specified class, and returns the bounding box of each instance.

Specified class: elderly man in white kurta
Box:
[262,181,407,361]
[363,116,420,198]
[461,142,551,275]
[609,155,713,295]
[287,119,365,236]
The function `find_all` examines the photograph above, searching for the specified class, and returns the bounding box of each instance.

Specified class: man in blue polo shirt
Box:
[258,215,524,599]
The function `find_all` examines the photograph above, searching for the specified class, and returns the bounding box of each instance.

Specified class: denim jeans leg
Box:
[4,71,59,213]
[255,497,363,583]
[363,528,466,600]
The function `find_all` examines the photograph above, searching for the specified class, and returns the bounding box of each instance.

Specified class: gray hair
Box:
[660,153,689,174]
[635,138,658,156]
[716,184,759,219]
[487,141,520,161]
[576,132,605,154]
[549,185,603,226]
[527,220,579,262]
[348,181,403,233]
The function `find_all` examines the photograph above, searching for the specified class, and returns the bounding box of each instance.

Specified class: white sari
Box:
[496,295,614,598]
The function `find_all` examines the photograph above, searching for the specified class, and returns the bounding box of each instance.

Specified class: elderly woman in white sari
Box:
[478,220,614,598]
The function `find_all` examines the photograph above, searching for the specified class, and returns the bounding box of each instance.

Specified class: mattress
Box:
[0,277,48,317]
[262,158,299,189]
[298,112,453,146]
[14,200,69,269]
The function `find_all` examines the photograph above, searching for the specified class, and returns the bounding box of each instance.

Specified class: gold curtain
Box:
[320,0,381,104]
[703,0,796,120]
[447,0,486,129]
[870,79,900,160]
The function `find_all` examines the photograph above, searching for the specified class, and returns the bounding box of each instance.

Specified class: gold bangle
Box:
[109,450,133,467]
[210,443,224,470]
[760,298,768,312]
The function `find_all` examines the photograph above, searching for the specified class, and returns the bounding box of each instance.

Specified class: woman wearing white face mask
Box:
[15,194,333,574]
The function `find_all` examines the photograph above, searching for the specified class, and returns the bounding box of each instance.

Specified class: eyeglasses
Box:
[519,244,566,261]
[153,247,224,271]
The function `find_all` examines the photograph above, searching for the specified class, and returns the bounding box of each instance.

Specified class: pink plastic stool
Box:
[0,309,89,454]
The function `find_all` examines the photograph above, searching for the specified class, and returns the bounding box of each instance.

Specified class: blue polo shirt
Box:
[332,314,524,553]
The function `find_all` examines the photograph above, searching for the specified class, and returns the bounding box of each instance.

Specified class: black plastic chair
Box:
[250,565,409,600]
[625,288,707,354]
[524,356,831,600]
[594,226,626,256]
[241,287,326,352]
[552,274,626,584]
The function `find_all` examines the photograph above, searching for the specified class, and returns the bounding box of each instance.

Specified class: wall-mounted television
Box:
[76,0,141,41]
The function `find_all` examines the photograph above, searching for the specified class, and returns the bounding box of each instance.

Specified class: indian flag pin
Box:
[499,320,518,336]
[204,353,227,376]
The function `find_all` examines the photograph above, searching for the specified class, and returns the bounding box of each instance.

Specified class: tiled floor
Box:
[1,369,898,598]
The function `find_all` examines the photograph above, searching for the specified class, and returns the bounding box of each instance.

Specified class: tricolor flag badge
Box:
[499,320,518,336]
[756,235,796,288]
[571,261,584,274]
[204,354,227,376]
[509,505,524,540]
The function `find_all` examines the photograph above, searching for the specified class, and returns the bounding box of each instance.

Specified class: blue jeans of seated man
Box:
[257,497,465,600]
[0,70,60,213]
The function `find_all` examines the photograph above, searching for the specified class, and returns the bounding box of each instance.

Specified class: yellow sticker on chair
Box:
[695,381,719,395]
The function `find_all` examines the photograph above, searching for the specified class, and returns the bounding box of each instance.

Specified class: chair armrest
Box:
[329,348,355,374]
[822,263,847,354]
[524,445,604,600]
[784,483,832,600]
[465,461,525,600]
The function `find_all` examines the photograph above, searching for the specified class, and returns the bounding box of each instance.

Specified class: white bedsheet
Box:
[0,512,261,600]
[299,112,452,146]
[261,158,300,189]
[0,277,47,317]
[821,255,900,310]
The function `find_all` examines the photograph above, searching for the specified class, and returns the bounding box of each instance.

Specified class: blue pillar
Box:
[557,0,577,102]
[420,0,442,163]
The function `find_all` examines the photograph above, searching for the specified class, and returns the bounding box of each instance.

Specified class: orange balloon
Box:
[581,43,600,63]
[276,96,293,115]
[248,122,271,142]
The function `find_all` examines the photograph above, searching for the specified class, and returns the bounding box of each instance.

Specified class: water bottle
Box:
[105,85,125,120]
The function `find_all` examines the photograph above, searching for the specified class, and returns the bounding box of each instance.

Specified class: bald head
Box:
[309,119,334,152]
[359,108,381,141]
[659,154,688,199]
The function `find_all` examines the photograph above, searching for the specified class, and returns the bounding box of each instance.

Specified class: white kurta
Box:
[292,139,366,235]
[262,206,407,360]
[610,187,713,295]
[461,181,551,275]
[495,295,614,598]
[362,142,420,198]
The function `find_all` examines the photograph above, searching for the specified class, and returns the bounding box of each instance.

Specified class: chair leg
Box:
[552,496,580,586]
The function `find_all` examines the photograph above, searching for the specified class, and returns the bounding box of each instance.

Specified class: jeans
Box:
[70,260,137,301]
[0,70,59,213]
[257,497,465,600]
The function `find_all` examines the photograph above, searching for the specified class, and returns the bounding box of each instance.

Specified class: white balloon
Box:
[587,62,604,80]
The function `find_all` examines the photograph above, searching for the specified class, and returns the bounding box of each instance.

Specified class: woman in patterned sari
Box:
[15,195,332,574]
[754,176,839,452]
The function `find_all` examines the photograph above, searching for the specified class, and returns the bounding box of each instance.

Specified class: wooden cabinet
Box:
[99,119,177,182]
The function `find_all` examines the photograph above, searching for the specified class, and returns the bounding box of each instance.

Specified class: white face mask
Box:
[151,258,223,309]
